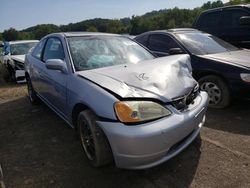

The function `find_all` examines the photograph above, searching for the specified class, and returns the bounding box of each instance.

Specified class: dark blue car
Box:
[135,29,250,108]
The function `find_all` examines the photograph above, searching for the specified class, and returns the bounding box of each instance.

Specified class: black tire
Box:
[199,75,231,108]
[27,77,40,105]
[7,63,16,82]
[77,110,113,167]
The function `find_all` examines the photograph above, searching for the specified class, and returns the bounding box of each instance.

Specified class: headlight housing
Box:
[240,73,250,83]
[114,101,171,123]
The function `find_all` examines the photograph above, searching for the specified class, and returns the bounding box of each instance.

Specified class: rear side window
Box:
[43,38,65,62]
[222,9,249,27]
[197,11,221,28]
[148,34,180,53]
[32,39,46,60]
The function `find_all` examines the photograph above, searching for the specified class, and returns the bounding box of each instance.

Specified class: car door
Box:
[29,39,47,93]
[147,34,183,57]
[221,8,250,48]
[40,37,68,116]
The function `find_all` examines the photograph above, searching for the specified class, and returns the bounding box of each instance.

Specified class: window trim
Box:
[31,38,47,61]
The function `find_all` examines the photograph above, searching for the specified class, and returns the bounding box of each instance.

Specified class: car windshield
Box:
[176,33,239,55]
[10,42,38,55]
[67,36,154,71]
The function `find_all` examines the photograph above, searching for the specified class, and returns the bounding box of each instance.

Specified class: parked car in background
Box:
[193,5,250,49]
[3,40,38,83]
[134,29,250,108]
[25,32,208,169]
[0,41,3,64]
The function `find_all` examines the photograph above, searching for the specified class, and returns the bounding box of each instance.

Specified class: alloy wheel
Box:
[79,120,96,161]
[200,82,222,105]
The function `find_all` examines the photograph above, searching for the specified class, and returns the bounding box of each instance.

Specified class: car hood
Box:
[201,50,250,69]
[11,55,25,63]
[77,55,197,103]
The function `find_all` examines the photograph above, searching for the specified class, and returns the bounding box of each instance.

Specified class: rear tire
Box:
[199,75,231,108]
[77,110,113,167]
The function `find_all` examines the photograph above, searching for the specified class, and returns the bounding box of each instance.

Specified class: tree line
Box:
[0,0,249,41]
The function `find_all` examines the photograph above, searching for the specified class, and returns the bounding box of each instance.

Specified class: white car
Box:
[3,40,38,83]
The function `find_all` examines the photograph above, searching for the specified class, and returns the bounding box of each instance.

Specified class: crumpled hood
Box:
[11,55,25,63]
[202,50,250,69]
[77,55,197,103]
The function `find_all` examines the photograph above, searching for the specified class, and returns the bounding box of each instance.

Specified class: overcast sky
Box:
[0,0,229,32]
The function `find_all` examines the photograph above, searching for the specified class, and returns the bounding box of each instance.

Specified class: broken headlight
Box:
[240,73,250,83]
[114,101,171,123]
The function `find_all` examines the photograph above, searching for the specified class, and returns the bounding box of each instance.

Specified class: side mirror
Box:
[45,59,68,73]
[169,48,184,55]
[239,16,250,25]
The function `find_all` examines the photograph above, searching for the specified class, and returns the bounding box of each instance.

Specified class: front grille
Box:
[171,85,199,111]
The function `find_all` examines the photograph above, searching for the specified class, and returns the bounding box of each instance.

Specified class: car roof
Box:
[45,32,120,38]
[137,28,202,36]
[201,4,250,14]
[8,40,39,44]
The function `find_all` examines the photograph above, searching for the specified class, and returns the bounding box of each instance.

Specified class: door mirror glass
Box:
[239,16,250,25]
[45,59,68,73]
[169,48,184,55]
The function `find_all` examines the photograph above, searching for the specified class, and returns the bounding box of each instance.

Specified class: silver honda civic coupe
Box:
[25,32,208,169]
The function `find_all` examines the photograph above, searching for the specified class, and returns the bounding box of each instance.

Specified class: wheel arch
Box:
[72,103,94,129]
[194,70,230,87]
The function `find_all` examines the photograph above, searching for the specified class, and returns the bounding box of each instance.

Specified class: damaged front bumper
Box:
[15,70,26,83]
[7,59,26,83]
[13,59,26,83]
[98,91,208,169]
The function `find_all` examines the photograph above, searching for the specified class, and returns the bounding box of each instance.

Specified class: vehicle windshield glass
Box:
[10,42,38,55]
[176,33,239,55]
[67,36,154,71]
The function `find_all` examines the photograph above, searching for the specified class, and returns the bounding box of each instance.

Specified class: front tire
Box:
[27,77,40,105]
[199,75,231,108]
[77,110,113,167]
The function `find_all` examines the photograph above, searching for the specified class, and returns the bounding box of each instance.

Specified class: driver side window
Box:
[148,34,180,54]
[43,38,65,62]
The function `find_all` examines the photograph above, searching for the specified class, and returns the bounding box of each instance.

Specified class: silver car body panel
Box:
[25,32,208,169]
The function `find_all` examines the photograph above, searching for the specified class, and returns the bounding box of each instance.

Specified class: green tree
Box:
[107,20,124,33]
[86,26,98,32]
[168,19,176,28]
[202,0,223,9]
[28,24,61,39]
[2,28,19,41]
[227,0,250,4]
[18,32,35,40]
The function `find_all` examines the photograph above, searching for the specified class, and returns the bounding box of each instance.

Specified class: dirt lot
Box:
[0,79,250,187]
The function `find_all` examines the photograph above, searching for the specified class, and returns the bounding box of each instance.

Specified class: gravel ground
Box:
[0,83,249,188]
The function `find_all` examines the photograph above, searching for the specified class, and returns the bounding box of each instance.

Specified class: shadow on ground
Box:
[0,97,201,188]
[205,100,250,135]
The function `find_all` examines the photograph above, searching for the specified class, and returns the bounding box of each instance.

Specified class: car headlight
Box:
[114,101,171,123]
[240,73,250,83]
